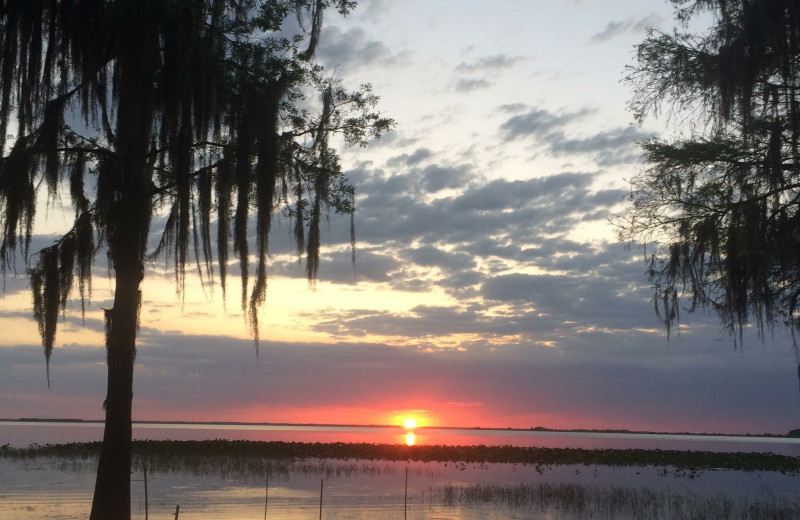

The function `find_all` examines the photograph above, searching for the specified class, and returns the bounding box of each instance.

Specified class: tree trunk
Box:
[89,6,155,517]
[89,254,143,520]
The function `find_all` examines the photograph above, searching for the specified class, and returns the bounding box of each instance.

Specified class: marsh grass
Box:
[3,440,799,473]
[426,482,800,519]
[0,442,403,483]
[3,440,800,519]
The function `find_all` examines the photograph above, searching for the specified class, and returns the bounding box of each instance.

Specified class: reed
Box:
[426,481,800,519]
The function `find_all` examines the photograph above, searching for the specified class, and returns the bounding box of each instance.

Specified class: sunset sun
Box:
[403,418,417,430]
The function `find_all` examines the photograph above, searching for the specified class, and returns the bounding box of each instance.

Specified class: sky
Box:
[1,0,799,435]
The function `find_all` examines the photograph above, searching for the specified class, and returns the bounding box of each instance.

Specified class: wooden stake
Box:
[404,466,408,519]
[319,479,324,520]
[264,470,269,520]
[143,462,149,520]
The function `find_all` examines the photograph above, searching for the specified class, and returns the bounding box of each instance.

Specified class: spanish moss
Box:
[0,1,392,516]
[621,0,800,343]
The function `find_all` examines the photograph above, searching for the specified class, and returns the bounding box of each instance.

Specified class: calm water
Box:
[2,421,800,519]
[3,450,800,519]
[2,420,800,455]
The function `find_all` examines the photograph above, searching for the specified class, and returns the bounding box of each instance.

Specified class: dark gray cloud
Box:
[273,247,400,285]
[479,269,654,330]
[499,107,649,167]
[270,160,664,337]
[407,245,476,271]
[140,327,800,433]
[419,164,473,192]
[500,107,593,139]
[316,26,399,70]
[451,172,590,212]
[0,162,656,364]
[454,78,492,93]
[308,305,495,339]
[292,166,631,302]
[3,281,798,434]
[549,126,643,154]
[386,147,434,167]
[497,103,528,114]
[456,54,525,73]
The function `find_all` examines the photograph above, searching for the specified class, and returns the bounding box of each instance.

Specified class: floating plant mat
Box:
[2,441,800,519]
[4,440,800,472]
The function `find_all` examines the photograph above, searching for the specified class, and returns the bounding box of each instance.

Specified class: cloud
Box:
[500,108,593,139]
[418,164,473,192]
[497,103,528,114]
[3,329,795,432]
[281,162,655,336]
[316,26,401,70]
[590,13,665,43]
[407,245,476,271]
[456,54,525,73]
[548,126,650,166]
[450,55,525,94]
[454,78,492,93]
[272,247,400,285]
[499,107,649,166]
[386,147,434,167]
[451,172,592,212]
[337,168,628,290]
[2,161,638,356]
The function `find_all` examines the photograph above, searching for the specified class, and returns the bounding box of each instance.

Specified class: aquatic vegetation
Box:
[3,440,799,519]
[2,440,799,474]
[426,482,800,519]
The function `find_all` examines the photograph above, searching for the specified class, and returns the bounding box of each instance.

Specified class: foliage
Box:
[0,0,393,360]
[0,3,392,515]
[619,0,800,341]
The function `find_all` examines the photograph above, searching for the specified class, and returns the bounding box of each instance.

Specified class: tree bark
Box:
[89,6,156,516]
[89,250,143,519]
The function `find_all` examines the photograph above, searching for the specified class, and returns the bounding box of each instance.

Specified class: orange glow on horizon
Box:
[146,401,584,432]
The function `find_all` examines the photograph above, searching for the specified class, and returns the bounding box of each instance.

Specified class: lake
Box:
[2,421,800,519]
[2,420,800,455]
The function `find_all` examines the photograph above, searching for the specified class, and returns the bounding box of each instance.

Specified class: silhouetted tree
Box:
[619,0,800,344]
[0,1,391,518]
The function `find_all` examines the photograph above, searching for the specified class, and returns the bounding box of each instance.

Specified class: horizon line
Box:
[1,417,791,438]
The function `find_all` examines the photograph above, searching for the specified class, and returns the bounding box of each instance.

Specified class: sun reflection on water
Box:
[405,432,415,446]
